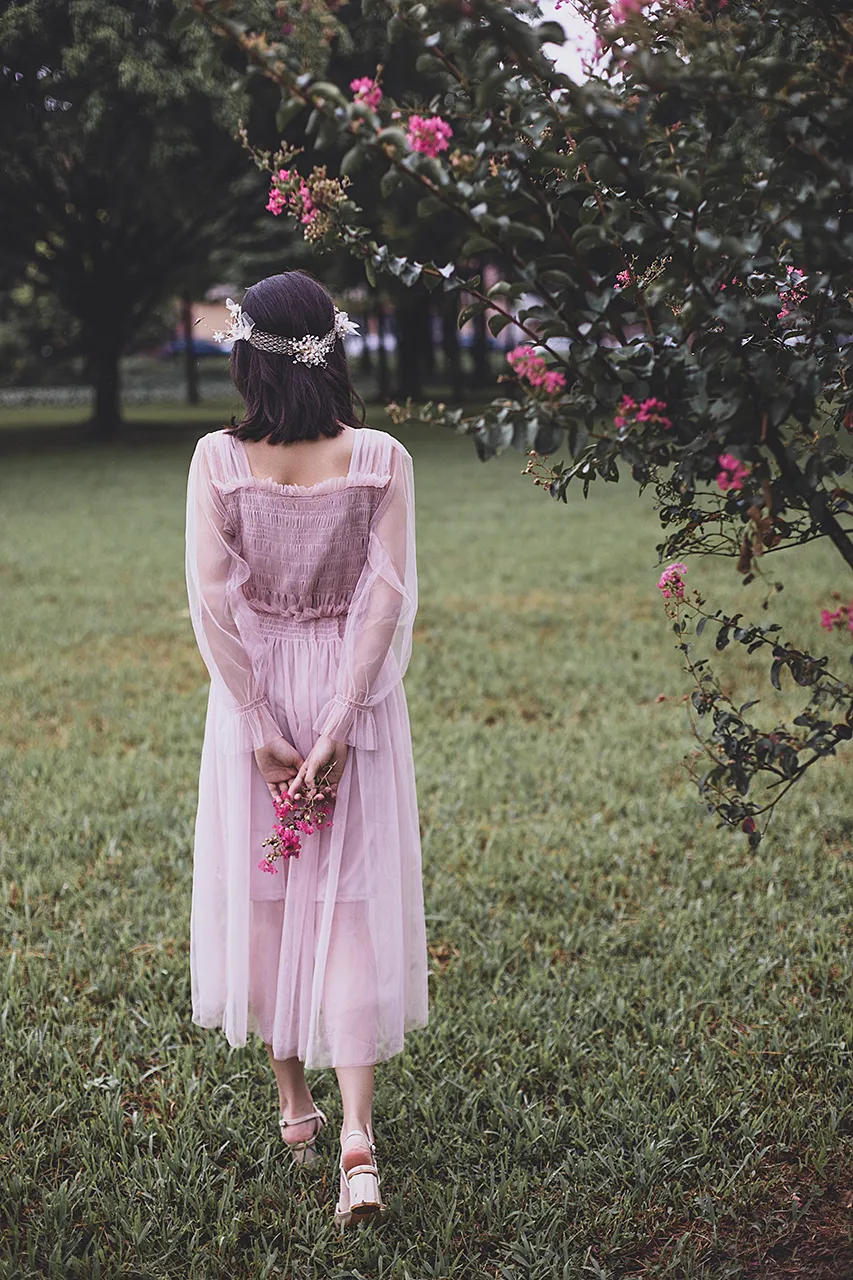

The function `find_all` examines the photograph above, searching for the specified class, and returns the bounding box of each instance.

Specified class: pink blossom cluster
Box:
[556,0,708,18]
[614,270,633,290]
[716,452,751,492]
[266,169,318,228]
[819,600,853,635]
[506,345,566,396]
[614,394,672,433]
[658,562,688,601]
[406,115,453,158]
[777,266,808,319]
[259,784,333,874]
[610,0,648,20]
[350,76,382,110]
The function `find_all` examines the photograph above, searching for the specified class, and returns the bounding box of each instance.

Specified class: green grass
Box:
[2,413,853,1279]
[0,397,243,431]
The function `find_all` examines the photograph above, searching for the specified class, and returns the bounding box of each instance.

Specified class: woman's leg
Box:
[336,1063,375,1172]
[266,1046,320,1145]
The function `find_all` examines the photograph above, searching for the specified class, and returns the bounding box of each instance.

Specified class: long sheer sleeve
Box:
[313,441,417,751]
[185,437,282,753]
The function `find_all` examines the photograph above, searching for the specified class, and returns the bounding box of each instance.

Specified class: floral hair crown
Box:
[213,298,359,367]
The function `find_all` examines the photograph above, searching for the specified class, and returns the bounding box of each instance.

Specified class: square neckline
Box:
[229,426,362,497]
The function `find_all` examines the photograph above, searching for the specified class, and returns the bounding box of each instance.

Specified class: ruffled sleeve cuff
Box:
[313,693,377,751]
[227,696,282,753]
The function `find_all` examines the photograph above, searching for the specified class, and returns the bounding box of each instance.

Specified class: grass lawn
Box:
[2,411,853,1279]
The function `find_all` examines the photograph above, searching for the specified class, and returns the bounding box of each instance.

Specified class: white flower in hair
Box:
[334,310,360,339]
[213,298,255,344]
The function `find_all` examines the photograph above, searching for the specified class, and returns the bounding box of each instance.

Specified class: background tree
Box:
[0,0,292,439]
[195,0,853,842]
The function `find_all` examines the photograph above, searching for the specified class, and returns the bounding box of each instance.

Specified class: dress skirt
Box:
[189,612,429,1068]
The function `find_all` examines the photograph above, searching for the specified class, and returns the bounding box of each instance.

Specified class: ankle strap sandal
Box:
[278,1106,327,1167]
[334,1128,386,1229]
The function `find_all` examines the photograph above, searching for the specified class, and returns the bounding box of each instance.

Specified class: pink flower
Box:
[636,397,672,428]
[716,453,751,493]
[266,169,293,216]
[258,858,278,874]
[297,180,317,226]
[777,266,807,320]
[819,601,853,634]
[658,562,688,601]
[615,270,632,290]
[350,76,382,111]
[540,370,567,395]
[615,394,671,434]
[506,346,565,397]
[611,0,647,21]
[406,114,453,158]
[263,772,334,870]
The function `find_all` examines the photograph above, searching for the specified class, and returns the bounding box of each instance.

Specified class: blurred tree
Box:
[0,0,284,438]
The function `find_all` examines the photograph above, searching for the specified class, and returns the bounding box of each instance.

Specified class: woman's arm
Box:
[312,440,417,751]
[185,436,283,753]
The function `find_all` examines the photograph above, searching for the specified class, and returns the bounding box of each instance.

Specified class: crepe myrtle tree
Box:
[190,0,853,844]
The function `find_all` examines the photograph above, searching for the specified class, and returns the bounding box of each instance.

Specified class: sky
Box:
[537,1,598,81]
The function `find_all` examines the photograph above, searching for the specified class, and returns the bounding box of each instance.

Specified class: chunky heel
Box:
[347,1168,383,1216]
[334,1128,386,1229]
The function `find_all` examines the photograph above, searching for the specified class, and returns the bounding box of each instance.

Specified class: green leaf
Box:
[376,126,408,152]
[170,7,196,36]
[488,313,511,337]
[461,234,494,255]
[339,146,363,178]
[310,82,348,108]
[275,98,304,133]
[380,169,402,198]
[458,302,485,328]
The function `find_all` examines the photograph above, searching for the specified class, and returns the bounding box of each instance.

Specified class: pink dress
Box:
[185,425,429,1068]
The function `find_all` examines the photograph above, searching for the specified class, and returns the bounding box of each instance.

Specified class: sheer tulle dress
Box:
[185,425,429,1068]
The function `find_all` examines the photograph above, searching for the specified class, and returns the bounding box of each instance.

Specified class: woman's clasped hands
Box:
[253,734,348,805]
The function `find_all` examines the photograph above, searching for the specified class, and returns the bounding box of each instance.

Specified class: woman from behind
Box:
[185,270,428,1227]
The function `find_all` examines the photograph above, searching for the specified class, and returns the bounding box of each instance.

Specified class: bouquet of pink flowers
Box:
[259,772,334,874]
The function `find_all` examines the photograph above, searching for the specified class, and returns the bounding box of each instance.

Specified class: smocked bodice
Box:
[208,428,392,624]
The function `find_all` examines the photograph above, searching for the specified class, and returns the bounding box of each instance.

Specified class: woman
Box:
[185,270,429,1227]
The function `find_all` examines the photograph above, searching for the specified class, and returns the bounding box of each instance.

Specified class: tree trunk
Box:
[422,306,436,379]
[90,344,122,441]
[395,301,422,400]
[182,293,200,406]
[442,297,464,402]
[471,308,491,387]
[375,305,390,401]
[359,311,373,377]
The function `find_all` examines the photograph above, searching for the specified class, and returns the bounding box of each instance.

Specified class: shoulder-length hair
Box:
[227,270,364,444]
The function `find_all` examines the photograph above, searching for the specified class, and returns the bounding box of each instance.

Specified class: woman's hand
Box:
[254,737,304,803]
[289,735,348,802]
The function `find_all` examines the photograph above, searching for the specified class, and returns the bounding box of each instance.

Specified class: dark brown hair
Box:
[227,270,364,443]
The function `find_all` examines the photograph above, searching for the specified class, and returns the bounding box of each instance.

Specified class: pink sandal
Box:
[278,1106,327,1167]
[334,1126,386,1228]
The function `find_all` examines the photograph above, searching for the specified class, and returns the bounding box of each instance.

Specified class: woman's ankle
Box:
[340,1117,373,1142]
[280,1091,316,1118]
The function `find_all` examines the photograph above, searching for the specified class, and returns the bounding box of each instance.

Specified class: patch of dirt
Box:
[617,1158,853,1279]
